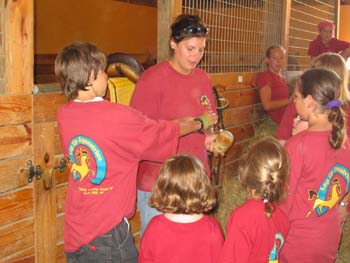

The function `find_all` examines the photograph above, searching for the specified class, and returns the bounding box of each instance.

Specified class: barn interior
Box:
[1,0,350,262]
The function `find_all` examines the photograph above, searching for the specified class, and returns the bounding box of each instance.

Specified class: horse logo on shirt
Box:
[70,149,95,181]
[306,164,349,217]
[200,95,210,107]
[268,232,285,263]
[68,135,106,185]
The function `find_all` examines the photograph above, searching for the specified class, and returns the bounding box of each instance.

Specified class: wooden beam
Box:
[4,0,34,95]
[157,0,182,62]
[335,0,341,38]
[281,0,291,71]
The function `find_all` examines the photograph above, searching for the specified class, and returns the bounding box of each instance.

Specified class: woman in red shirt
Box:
[308,21,350,60]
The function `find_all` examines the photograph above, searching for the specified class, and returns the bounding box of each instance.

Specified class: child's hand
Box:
[292,117,308,136]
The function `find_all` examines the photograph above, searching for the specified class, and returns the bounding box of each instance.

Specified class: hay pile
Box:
[336,221,349,263]
[213,171,246,235]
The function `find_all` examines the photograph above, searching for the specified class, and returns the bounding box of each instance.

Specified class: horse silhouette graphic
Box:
[70,149,95,181]
[306,178,341,217]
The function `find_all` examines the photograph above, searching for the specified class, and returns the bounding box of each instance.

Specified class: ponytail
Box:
[328,106,346,149]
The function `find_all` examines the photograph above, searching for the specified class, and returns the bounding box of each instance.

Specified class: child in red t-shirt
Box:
[220,136,290,263]
[276,52,350,146]
[308,21,350,60]
[280,68,350,263]
[139,155,224,263]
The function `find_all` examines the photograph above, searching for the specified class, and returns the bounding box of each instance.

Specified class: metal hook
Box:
[43,159,67,190]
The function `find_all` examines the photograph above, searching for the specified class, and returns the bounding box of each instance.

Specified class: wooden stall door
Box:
[33,91,69,263]
[0,0,68,262]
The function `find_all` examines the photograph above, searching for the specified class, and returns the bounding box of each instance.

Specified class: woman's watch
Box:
[194,117,204,132]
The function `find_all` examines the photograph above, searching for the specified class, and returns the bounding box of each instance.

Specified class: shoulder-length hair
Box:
[150,154,217,214]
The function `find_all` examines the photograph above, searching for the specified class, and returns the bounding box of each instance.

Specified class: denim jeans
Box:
[137,190,161,236]
[66,218,138,263]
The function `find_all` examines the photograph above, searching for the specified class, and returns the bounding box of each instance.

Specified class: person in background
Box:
[130,14,221,235]
[308,21,350,60]
[279,68,350,263]
[55,41,217,263]
[139,154,224,263]
[219,137,290,263]
[276,52,350,146]
[256,45,290,124]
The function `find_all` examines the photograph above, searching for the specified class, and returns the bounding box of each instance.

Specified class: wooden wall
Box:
[34,0,157,56]
[339,5,350,41]
[210,73,262,178]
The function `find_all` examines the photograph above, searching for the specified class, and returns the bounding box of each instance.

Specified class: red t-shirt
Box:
[220,199,290,263]
[276,104,350,141]
[130,61,216,191]
[280,130,350,263]
[256,70,289,124]
[57,100,179,252]
[275,102,297,140]
[308,37,350,58]
[139,214,224,263]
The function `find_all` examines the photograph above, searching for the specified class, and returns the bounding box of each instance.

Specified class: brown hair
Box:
[170,14,208,44]
[150,154,217,214]
[238,137,289,218]
[311,52,350,105]
[299,68,345,149]
[55,41,107,100]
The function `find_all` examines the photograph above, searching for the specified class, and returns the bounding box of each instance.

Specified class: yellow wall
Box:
[339,5,350,41]
[34,0,157,55]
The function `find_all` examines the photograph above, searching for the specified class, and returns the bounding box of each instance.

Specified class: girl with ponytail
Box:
[280,68,350,263]
[220,136,290,263]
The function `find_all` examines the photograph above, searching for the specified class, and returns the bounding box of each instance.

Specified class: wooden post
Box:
[157,0,182,62]
[281,0,291,71]
[335,0,340,38]
[4,0,33,94]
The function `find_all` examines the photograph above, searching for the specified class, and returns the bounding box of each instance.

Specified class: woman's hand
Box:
[205,133,225,157]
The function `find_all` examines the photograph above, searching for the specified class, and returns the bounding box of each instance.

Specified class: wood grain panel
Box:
[56,185,67,214]
[0,95,31,126]
[35,75,58,84]
[0,156,30,194]
[4,0,33,94]
[0,125,32,159]
[224,88,260,108]
[55,126,64,154]
[129,209,141,248]
[4,252,34,263]
[56,243,66,263]
[0,218,34,261]
[0,188,34,226]
[229,123,255,143]
[33,122,59,263]
[56,214,64,244]
[33,93,66,123]
[210,72,257,87]
[222,106,256,127]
